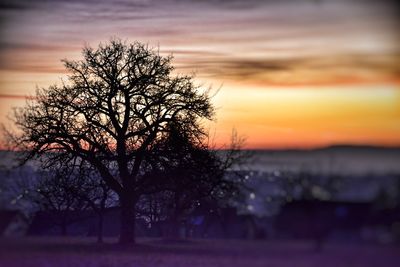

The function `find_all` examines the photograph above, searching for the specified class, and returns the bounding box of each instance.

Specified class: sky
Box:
[0,0,399,149]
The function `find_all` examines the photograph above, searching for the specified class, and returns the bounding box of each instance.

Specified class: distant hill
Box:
[241,145,400,176]
[1,145,400,175]
[1,146,399,213]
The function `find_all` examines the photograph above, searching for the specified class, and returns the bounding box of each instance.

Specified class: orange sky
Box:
[0,0,399,149]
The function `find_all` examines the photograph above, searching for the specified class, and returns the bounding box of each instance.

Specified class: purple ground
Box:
[0,237,399,267]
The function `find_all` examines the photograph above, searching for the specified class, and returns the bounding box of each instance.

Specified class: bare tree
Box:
[8,39,213,244]
[76,163,117,243]
[32,164,89,236]
[138,124,246,239]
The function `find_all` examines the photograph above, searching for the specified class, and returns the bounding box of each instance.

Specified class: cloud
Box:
[0,42,73,52]
[175,54,400,85]
[0,94,35,100]
[0,42,74,73]
[0,0,398,84]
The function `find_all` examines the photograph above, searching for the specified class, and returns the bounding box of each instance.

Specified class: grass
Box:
[0,237,399,267]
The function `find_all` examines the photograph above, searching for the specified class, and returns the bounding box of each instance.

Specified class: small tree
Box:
[77,164,117,243]
[9,39,213,244]
[138,125,245,239]
[32,163,89,236]
[272,170,342,251]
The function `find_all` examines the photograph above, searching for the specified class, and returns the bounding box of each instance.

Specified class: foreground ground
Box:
[0,237,399,267]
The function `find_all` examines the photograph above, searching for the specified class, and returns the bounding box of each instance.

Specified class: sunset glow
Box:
[0,0,399,148]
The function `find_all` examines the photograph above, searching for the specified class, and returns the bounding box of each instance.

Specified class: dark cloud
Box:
[0,2,31,10]
[0,94,35,100]
[175,53,400,84]
[0,62,65,73]
[0,42,73,52]
[1,0,398,11]
[0,0,152,11]
[0,0,398,84]
[184,58,301,80]
[165,49,227,57]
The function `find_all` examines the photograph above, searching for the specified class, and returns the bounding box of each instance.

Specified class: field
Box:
[0,237,399,267]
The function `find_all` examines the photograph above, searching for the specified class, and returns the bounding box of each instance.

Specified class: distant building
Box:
[275,199,400,243]
[27,208,148,237]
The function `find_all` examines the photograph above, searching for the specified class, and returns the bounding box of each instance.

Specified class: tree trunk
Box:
[165,193,181,240]
[97,212,104,244]
[169,215,180,239]
[61,213,68,236]
[119,192,136,245]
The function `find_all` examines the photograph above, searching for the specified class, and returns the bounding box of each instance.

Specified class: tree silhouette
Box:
[138,124,244,239]
[10,39,213,244]
[32,163,89,236]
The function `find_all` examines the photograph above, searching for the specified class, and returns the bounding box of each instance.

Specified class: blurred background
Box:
[0,1,399,266]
